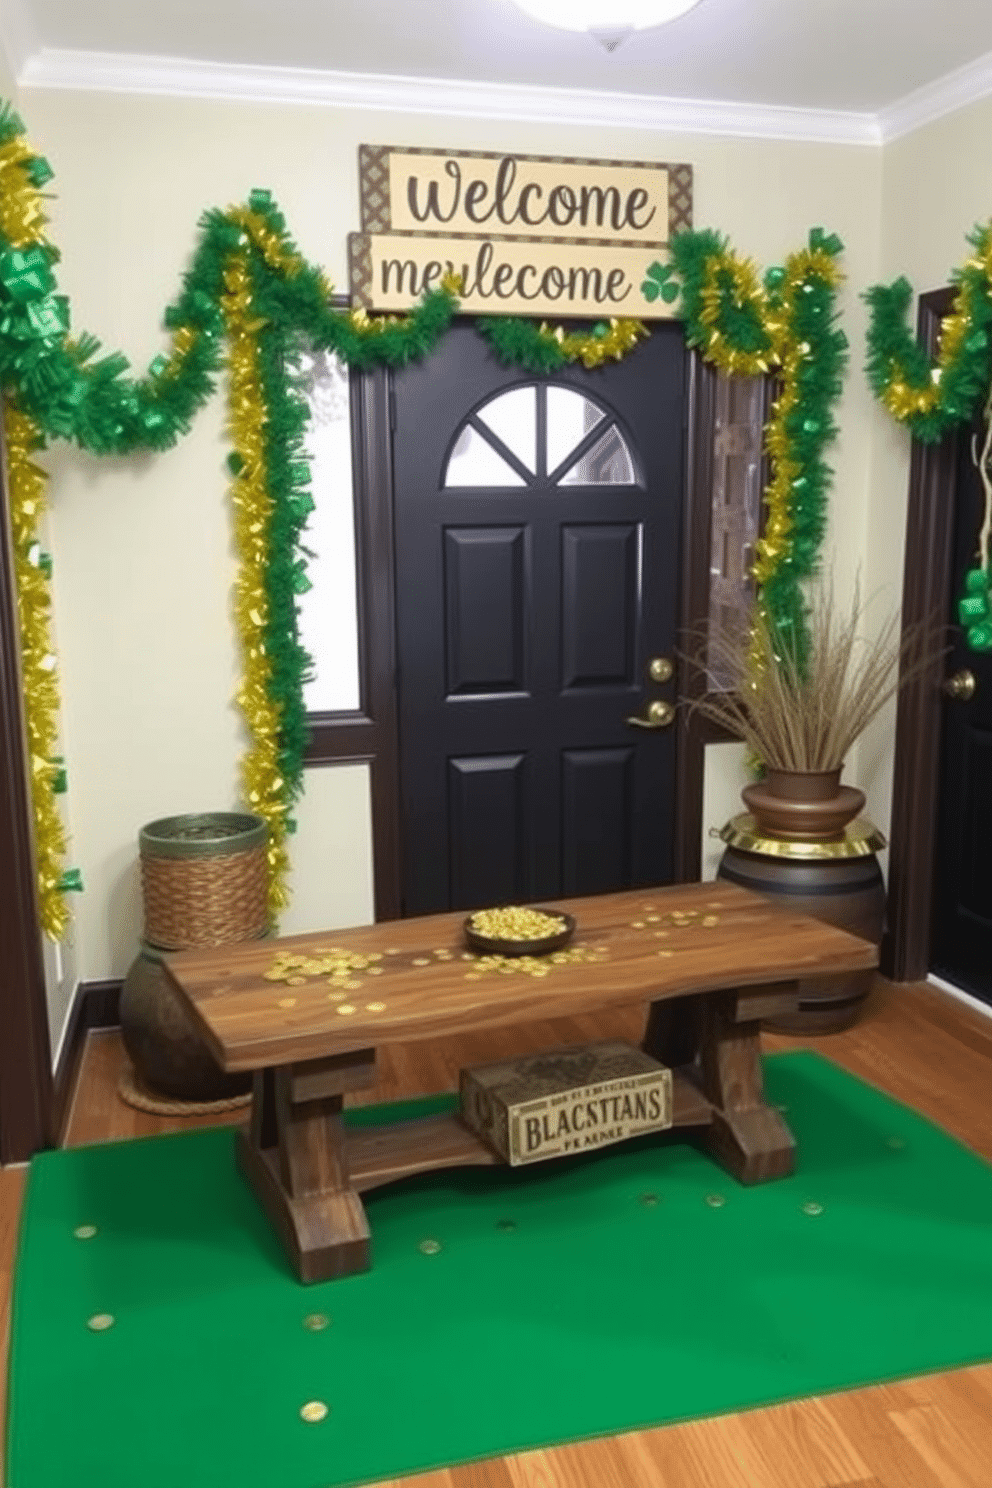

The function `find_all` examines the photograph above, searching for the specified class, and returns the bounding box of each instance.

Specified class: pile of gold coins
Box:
[463,944,607,981]
[466,906,568,940]
[263,946,386,990]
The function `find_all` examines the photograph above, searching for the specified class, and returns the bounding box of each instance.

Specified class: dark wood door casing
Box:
[0,411,55,1164]
[883,287,957,982]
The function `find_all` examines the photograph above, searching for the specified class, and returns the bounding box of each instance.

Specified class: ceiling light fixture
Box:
[511,0,703,52]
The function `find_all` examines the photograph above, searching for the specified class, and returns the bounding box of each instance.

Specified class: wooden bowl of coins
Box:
[463,905,576,958]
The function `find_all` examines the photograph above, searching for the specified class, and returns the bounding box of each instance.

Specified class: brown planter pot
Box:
[121,811,268,1100]
[717,786,887,1035]
[741,768,865,842]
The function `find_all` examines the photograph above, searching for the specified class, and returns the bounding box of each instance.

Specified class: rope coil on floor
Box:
[116,1067,252,1117]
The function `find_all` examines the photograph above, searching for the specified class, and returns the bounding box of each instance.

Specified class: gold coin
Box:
[657,949,673,958]
[87,1313,114,1331]
[335,1004,356,1015]
[631,920,645,929]
[263,970,286,981]
[385,948,401,955]
[367,966,384,976]
[277,997,297,1008]
[73,1224,97,1240]
[286,976,307,986]
[302,1313,330,1331]
[412,957,430,967]
[802,1201,824,1216]
[702,915,719,927]
[344,980,361,990]
[639,1193,659,1208]
[705,1194,726,1209]
[327,991,346,1002]
[300,1401,329,1423]
[365,1002,386,1012]
[419,1238,442,1255]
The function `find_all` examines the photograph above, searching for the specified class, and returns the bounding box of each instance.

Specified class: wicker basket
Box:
[139,812,269,950]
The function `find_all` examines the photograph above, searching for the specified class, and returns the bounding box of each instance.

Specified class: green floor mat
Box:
[7,1051,992,1488]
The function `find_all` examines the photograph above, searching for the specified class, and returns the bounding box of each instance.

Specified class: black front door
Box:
[390,320,686,916]
[930,421,992,1003]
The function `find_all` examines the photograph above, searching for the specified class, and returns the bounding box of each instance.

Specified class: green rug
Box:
[7,1052,992,1488]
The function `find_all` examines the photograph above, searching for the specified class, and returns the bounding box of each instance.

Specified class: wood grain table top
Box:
[163,882,878,1073]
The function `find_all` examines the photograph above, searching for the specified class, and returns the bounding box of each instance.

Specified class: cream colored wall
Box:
[859,96,992,858]
[21,88,885,983]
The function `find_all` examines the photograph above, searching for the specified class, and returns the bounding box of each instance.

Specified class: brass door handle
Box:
[626,699,675,729]
[943,669,976,701]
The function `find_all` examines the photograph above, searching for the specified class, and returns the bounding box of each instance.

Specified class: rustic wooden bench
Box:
[164,881,878,1283]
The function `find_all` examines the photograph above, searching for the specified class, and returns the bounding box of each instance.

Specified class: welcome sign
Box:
[349,145,692,319]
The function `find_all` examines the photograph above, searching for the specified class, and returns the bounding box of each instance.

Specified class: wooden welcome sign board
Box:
[349,144,693,319]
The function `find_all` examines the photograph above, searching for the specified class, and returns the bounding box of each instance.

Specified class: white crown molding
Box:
[879,47,992,142]
[0,0,38,84]
[19,47,882,146]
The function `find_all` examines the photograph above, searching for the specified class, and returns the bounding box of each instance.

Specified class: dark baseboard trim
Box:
[51,978,122,1147]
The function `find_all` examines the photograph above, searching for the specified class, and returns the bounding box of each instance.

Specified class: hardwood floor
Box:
[3,975,992,1488]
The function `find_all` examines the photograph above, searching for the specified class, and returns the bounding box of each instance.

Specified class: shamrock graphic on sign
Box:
[641,260,680,304]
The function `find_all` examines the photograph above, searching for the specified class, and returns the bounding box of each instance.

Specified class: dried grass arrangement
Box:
[689,584,931,774]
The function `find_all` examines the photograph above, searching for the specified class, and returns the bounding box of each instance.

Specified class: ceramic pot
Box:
[741,767,865,841]
[120,942,252,1101]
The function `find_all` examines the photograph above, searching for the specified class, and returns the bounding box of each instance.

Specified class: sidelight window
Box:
[444,385,637,489]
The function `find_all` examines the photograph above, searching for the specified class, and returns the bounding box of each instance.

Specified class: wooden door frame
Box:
[882,287,957,982]
[0,411,55,1164]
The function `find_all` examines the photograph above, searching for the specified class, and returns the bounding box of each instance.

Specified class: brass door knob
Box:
[648,657,674,683]
[943,669,976,701]
[626,699,675,729]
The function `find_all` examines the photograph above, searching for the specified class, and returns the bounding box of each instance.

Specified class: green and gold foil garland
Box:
[865,224,992,650]
[669,227,848,666]
[476,314,648,371]
[3,397,80,937]
[0,98,850,928]
[0,105,461,928]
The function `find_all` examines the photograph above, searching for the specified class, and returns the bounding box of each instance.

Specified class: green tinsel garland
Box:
[670,226,848,665]
[864,222,992,650]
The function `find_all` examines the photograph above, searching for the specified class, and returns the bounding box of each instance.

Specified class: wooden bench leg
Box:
[237,1050,376,1283]
[692,986,796,1185]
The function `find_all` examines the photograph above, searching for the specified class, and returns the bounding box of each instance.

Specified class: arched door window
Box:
[444,384,637,490]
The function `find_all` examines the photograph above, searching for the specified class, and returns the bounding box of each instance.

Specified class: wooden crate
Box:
[459,1040,673,1166]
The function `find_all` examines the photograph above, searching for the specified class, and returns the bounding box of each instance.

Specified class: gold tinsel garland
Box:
[4,398,74,938]
[878,232,992,424]
[220,246,291,915]
[0,134,48,248]
[697,243,843,591]
[544,318,648,368]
